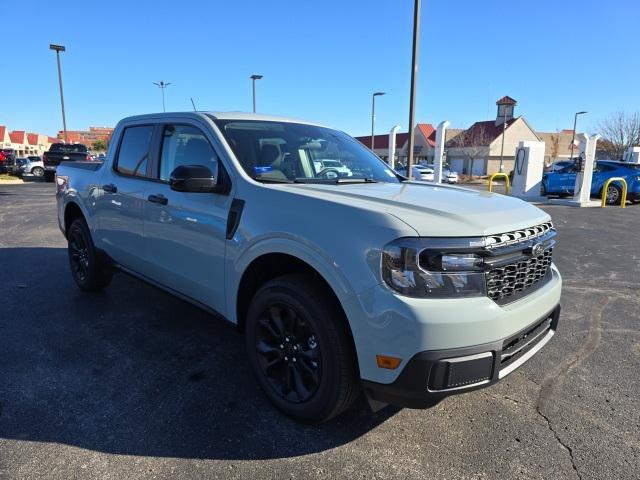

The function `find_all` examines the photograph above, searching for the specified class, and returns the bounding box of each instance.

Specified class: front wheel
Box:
[32,166,44,177]
[604,184,623,205]
[67,218,112,291]
[245,274,359,423]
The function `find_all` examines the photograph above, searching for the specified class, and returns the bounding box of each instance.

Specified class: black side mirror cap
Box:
[169,164,223,193]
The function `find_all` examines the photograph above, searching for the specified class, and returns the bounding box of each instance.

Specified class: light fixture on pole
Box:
[371,92,386,152]
[250,74,263,113]
[49,44,68,143]
[406,0,421,180]
[153,81,171,112]
[569,111,587,162]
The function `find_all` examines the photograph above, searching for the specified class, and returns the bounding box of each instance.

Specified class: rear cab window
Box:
[115,126,154,177]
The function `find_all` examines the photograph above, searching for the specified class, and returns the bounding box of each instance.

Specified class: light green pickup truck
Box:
[56,112,562,423]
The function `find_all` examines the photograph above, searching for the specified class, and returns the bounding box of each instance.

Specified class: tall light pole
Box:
[250,74,263,113]
[371,92,386,152]
[569,111,587,162]
[153,81,171,112]
[49,44,68,143]
[406,0,421,179]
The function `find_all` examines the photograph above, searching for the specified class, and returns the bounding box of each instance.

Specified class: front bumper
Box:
[363,304,560,408]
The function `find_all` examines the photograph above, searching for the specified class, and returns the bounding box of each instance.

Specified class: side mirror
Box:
[169,164,219,193]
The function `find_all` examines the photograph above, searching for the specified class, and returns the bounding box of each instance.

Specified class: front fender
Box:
[226,234,358,325]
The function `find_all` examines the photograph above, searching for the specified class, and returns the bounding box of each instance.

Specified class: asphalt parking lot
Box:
[0,182,638,480]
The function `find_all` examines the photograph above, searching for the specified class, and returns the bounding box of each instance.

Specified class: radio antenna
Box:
[190,97,197,112]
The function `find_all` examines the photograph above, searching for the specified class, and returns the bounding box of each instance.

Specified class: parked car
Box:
[395,164,424,180]
[56,112,562,423]
[312,159,353,177]
[1,149,17,174]
[19,156,45,177]
[43,143,90,182]
[422,163,459,183]
[549,160,574,172]
[541,160,640,204]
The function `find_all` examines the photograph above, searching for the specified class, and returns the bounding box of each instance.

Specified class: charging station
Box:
[511,141,545,199]
[623,146,640,164]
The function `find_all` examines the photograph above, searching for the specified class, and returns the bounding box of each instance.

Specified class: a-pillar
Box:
[433,120,450,183]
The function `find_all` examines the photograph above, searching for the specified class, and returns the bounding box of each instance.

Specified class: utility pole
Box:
[406,0,421,180]
[250,74,263,113]
[153,81,171,112]
[371,92,385,152]
[49,44,68,143]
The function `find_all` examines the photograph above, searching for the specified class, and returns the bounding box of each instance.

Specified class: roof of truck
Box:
[120,111,322,126]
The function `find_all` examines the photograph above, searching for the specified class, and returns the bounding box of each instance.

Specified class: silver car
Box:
[20,156,45,177]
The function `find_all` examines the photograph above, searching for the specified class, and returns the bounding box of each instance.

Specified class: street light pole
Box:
[406,0,421,180]
[371,92,385,152]
[569,111,587,162]
[250,74,263,113]
[49,44,68,143]
[153,81,171,112]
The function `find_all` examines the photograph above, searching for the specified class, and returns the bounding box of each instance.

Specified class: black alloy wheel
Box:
[67,218,112,291]
[255,303,322,403]
[245,274,359,423]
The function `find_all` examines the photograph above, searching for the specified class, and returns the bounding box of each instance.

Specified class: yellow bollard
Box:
[601,177,628,208]
[488,172,510,194]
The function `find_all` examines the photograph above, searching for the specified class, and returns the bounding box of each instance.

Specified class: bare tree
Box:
[448,123,492,177]
[595,110,640,160]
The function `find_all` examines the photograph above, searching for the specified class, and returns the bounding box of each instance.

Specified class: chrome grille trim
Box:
[484,221,554,249]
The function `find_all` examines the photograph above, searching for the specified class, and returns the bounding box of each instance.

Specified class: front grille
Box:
[486,247,553,303]
[485,221,553,249]
[500,315,554,372]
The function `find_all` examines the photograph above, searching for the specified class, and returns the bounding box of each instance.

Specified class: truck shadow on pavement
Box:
[0,247,400,460]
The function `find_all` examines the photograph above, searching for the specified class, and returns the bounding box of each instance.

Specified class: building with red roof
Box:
[354,123,437,164]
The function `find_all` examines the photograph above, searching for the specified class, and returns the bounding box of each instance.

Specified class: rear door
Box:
[590,162,617,195]
[92,124,156,272]
[141,121,233,312]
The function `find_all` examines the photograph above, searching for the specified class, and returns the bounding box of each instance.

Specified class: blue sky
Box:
[2,0,639,137]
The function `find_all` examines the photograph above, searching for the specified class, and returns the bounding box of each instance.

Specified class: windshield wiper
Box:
[254,176,294,184]
[293,177,378,184]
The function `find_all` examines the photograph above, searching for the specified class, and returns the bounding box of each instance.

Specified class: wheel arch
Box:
[63,201,87,235]
[233,249,359,372]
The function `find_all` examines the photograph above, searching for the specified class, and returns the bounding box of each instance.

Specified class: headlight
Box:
[382,238,487,298]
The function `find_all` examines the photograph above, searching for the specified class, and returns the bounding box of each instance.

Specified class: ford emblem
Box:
[531,243,544,257]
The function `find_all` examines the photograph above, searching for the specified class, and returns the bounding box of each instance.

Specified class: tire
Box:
[603,184,622,205]
[32,166,44,177]
[245,274,359,423]
[44,171,55,182]
[540,182,547,196]
[67,218,112,292]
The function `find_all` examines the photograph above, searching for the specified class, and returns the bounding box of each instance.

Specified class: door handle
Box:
[147,194,168,205]
[102,183,117,193]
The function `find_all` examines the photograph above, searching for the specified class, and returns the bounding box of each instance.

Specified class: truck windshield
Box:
[211,118,400,184]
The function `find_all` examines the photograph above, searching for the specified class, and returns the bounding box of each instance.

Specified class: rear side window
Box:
[115,126,154,177]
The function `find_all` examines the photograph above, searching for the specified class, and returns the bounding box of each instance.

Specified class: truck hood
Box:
[286,182,550,237]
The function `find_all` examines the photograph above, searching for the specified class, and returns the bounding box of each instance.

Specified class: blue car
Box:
[541,161,640,205]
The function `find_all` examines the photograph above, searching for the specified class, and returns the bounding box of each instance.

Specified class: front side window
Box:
[211,118,400,184]
[159,124,219,181]
[115,125,153,177]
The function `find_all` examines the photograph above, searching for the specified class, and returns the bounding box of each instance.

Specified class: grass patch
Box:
[0,173,21,180]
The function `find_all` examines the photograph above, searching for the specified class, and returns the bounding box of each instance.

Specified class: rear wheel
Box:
[32,166,44,177]
[67,218,112,291]
[540,182,547,196]
[245,274,359,423]
[604,184,622,205]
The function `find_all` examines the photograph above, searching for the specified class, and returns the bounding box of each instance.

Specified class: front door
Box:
[142,122,232,313]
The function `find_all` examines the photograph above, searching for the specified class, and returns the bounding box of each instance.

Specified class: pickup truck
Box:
[43,143,91,182]
[55,112,562,423]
